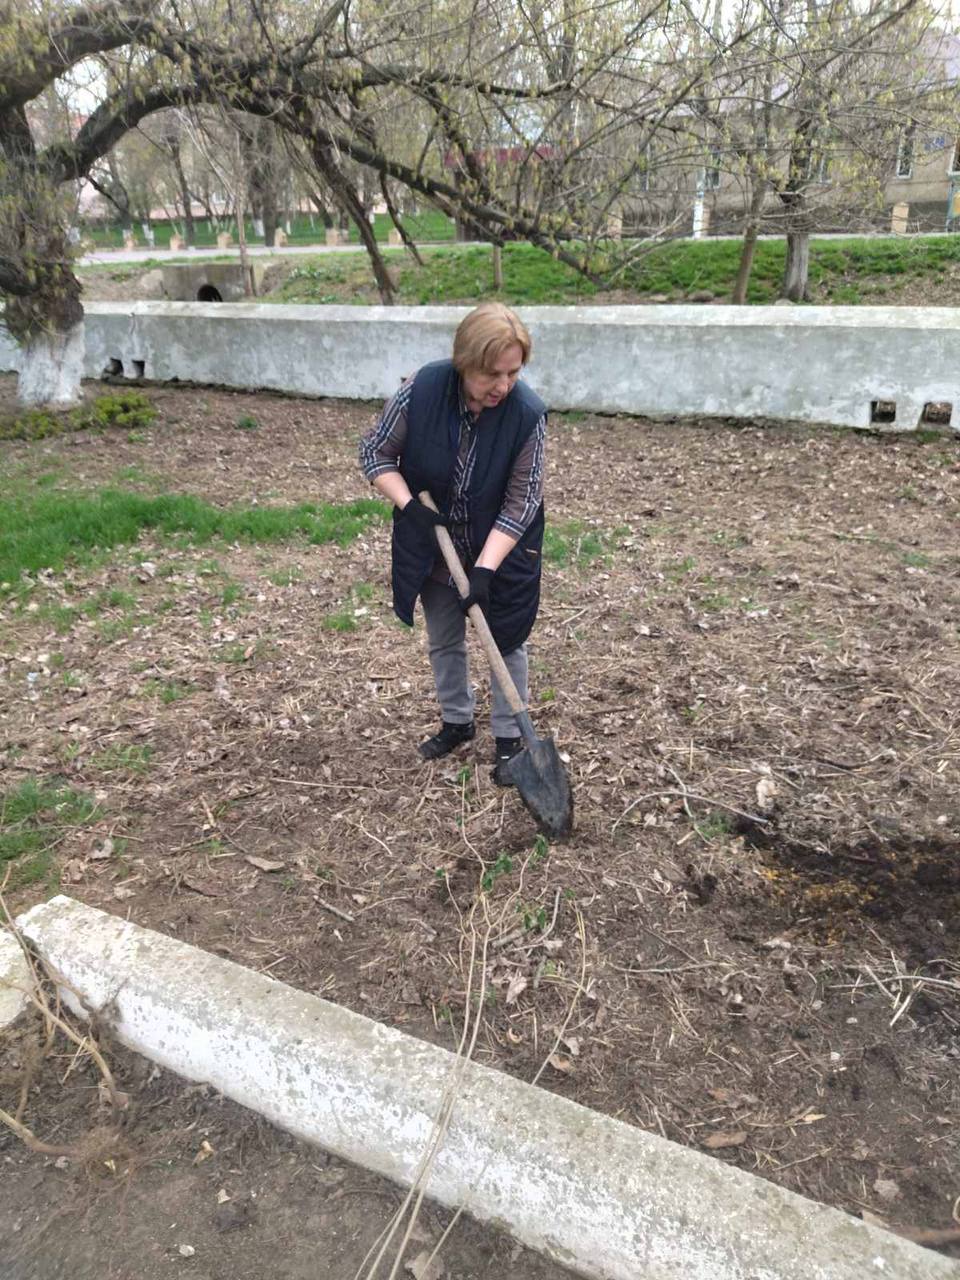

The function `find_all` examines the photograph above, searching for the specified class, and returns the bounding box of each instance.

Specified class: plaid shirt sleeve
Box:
[494,412,546,539]
[359,378,413,481]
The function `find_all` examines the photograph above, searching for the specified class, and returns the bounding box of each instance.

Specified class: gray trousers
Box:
[420,578,527,738]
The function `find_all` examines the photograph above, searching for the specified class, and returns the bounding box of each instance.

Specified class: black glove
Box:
[398,498,446,536]
[459,566,495,614]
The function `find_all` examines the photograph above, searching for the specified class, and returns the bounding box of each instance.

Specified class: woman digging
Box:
[359,302,547,782]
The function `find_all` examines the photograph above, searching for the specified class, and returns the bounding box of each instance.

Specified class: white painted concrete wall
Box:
[2,302,959,430]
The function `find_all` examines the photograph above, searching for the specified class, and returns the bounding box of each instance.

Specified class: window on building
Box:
[896,124,915,178]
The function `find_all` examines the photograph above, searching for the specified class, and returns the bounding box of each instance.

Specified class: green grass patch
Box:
[0,778,98,886]
[543,519,610,567]
[0,489,389,590]
[0,392,157,443]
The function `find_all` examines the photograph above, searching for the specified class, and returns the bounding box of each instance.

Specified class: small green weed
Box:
[86,587,136,614]
[98,615,137,643]
[144,678,192,704]
[236,415,259,431]
[219,641,255,662]
[902,550,931,568]
[89,743,154,774]
[322,583,377,631]
[42,604,80,633]
[539,686,557,703]
[520,903,548,932]
[481,852,514,892]
[270,566,302,587]
[666,555,696,581]
[221,582,244,606]
[322,610,357,632]
[699,592,733,612]
[694,811,732,841]
[531,833,550,865]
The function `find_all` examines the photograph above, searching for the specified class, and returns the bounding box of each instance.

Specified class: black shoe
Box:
[419,721,475,761]
[492,736,524,785]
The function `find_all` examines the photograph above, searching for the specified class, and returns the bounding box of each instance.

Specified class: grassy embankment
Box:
[261,234,960,306]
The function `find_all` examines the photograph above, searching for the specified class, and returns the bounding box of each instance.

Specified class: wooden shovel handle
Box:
[418,491,526,718]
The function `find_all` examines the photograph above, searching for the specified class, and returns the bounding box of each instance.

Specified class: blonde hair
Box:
[452,302,531,374]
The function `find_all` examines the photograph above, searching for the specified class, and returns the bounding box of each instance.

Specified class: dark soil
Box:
[0,1012,571,1280]
[1,375,959,1273]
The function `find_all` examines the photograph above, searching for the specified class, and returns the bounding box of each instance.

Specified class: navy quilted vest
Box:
[391,359,545,655]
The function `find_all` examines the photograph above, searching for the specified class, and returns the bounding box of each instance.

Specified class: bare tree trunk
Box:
[492,243,503,290]
[778,125,814,302]
[1,107,85,406]
[381,175,423,265]
[234,134,253,296]
[731,183,768,304]
[311,143,395,304]
[8,228,85,407]
[106,153,132,237]
[782,230,811,301]
[308,191,333,227]
[167,134,195,247]
[262,192,278,247]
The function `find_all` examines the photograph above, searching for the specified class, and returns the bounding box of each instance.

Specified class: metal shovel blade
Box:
[498,733,574,840]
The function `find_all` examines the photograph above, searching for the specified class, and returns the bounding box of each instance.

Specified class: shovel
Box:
[420,491,574,840]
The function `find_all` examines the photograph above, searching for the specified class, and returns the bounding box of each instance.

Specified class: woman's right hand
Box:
[398,498,447,535]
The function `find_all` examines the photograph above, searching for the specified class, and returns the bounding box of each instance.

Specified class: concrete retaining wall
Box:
[2,302,959,430]
[16,896,960,1280]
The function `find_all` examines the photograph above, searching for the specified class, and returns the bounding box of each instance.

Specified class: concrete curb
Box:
[16,896,958,1280]
[0,927,32,1030]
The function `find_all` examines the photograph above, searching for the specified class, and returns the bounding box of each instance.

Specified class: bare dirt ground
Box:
[1,375,959,1274]
[0,1011,568,1280]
